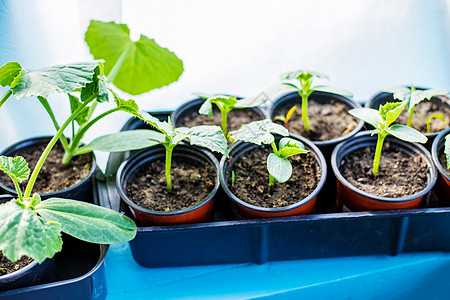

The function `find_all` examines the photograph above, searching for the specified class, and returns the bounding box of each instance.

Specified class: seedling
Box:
[229,119,308,186]
[445,134,450,169]
[274,105,297,128]
[280,70,353,134]
[0,155,136,264]
[382,86,448,128]
[197,92,268,137]
[418,113,446,134]
[349,102,427,176]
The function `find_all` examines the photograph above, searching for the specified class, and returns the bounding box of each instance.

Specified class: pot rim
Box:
[116,144,220,217]
[0,258,39,282]
[0,136,97,197]
[219,134,327,213]
[331,131,437,202]
[269,90,365,147]
[431,127,450,182]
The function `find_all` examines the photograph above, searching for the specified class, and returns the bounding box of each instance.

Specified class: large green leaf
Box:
[85,130,163,152]
[85,20,184,95]
[0,156,30,183]
[177,125,228,157]
[11,62,99,99]
[0,62,23,87]
[348,108,382,129]
[36,198,137,244]
[313,85,353,98]
[0,200,62,263]
[445,134,450,169]
[228,120,288,145]
[267,153,292,183]
[386,124,427,143]
[278,138,308,158]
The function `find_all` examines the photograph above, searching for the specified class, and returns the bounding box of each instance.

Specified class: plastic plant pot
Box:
[0,136,96,202]
[331,131,437,212]
[269,91,364,158]
[116,144,220,226]
[219,134,327,218]
[431,127,450,206]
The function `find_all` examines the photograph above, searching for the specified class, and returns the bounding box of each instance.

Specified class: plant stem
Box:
[270,141,279,155]
[37,96,70,151]
[220,107,230,137]
[372,132,386,177]
[165,145,173,191]
[13,180,23,202]
[269,175,274,186]
[407,109,414,127]
[0,90,12,108]
[24,96,96,198]
[300,93,310,134]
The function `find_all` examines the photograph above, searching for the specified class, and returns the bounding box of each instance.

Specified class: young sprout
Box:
[280,70,353,134]
[196,92,269,137]
[445,134,450,169]
[420,113,446,134]
[228,119,308,186]
[382,86,448,128]
[0,156,136,264]
[349,102,427,176]
[274,105,297,128]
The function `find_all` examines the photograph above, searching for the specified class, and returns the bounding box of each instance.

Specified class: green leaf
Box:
[313,85,353,97]
[36,198,137,244]
[0,156,30,183]
[84,130,163,152]
[68,94,90,126]
[228,119,288,145]
[409,89,448,110]
[280,70,328,81]
[138,110,174,138]
[348,108,382,129]
[85,20,184,95]
[445,134,450,169]
[386,124,427,143]
[198,99,213,117]
[382,86,411,101]
[380,102,405,126]
[109,89,139,115]
[193,92,215,100]
[177,125,228,157]
[0,200,62,263]
[278,138,309,158]
[11,62,99,99]
[0,62,23,87]
[209,96,238,109]
[234,92,270,108]
[80,68,109,103]
[267,153,292,183]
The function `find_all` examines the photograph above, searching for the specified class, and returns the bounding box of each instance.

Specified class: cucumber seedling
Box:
[349,102,427,176]
[229,119,308,186]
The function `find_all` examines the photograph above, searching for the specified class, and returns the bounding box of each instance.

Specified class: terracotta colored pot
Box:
[0,136,96,202]
[219,134,327,219]
[431,127,450,206]
[331,132,437,211]
[116,144,220,226]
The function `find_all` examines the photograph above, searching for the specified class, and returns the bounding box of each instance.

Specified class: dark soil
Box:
[273,99,358,141]
[339,143,429,197]
[126,158,216,212]
[176,108,263,133]
[229,147,321,208]
[390,96,450,133]
[0,251,33,276]
[0,142,93,194]
[439,152,450,176]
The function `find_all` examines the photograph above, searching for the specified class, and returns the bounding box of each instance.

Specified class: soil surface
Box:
[0,251,33,275]
[0,142,93,194]
[126,158,216,212]
[439,152,450,176]
[229,147,321,208]
[389,96,450,133]
[273,99,358,141]
[176,108,263,133]
[339,143,429,197]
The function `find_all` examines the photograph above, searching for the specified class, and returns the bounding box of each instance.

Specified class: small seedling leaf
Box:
[0,62,23,87]
[84,129,163,152]
[386,124,427,144]
[278,138,309,158]
[0,156,30,183]
[380,102,405,126]
[348,108,382,129]
[267,153,292,183]
[228,120,288,145]
[198,99,214,117]
[138,110,174,138]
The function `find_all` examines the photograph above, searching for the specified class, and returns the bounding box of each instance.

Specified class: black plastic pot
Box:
[116,144,221,226]
[366,89,449,149]
[0,136,96,202]
[331,131,437,211]
[431,127,450,206]
[219,134,327,218]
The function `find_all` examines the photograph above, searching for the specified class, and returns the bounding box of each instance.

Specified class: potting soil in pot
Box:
[0,251,32,276]
[339,142,429,197]
[176,108,262,132]
[126,159,216,211]
[273,99,358,141]
[229,147,321,208]
[0,142,92,194]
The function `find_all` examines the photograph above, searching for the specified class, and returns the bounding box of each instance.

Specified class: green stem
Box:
[165,145,173,191]
[24,95,96,198]
[220,108,230,137]
[63,107,120,164]
[0,90,12,108]
[37,96,69,151]
[107,44,132,83]
[373,133,386,177]
[407,109,414,127]
[269,175,274,186]
[13,180,23,202]
[270,141,279,155]
[301,93,310,134]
